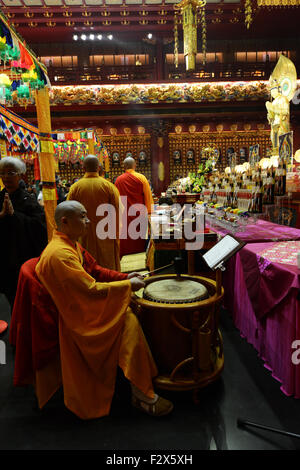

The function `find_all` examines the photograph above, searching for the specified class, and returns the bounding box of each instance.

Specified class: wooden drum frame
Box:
[131,273,224,395]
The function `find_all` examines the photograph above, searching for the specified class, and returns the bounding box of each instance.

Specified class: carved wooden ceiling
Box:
[0,0,299,43]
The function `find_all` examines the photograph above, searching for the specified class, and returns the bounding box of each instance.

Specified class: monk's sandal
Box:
[132,395,174,417]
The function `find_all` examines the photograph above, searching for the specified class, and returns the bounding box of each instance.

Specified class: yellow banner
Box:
[42,188,57,201]
[40,140,54,154]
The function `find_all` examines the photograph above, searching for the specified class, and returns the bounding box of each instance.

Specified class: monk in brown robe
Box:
[34,200,173,419]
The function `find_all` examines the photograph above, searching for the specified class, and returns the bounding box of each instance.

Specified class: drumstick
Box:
[141,262,174,278]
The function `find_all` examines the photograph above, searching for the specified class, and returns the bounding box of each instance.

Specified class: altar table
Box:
[209,218,300,243]
[223,240,300,398]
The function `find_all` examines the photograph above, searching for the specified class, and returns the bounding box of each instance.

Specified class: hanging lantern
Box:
[174,0,206,71]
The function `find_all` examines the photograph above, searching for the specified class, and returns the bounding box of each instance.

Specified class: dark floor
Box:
[1,292,300,452]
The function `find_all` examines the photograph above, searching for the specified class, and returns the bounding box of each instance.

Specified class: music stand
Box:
[202,234,245,294]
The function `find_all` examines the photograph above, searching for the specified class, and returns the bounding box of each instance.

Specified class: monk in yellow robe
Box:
[35,200,173,419]
[115,157,154,257]
[67,155,121,270]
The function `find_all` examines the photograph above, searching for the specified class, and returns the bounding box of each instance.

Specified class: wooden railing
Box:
[46,61,299,85]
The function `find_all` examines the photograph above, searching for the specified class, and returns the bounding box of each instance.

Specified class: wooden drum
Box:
[131,274,224,394]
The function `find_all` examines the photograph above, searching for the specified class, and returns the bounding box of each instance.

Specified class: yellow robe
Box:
[35,231,157,419]
[67,172,121,270]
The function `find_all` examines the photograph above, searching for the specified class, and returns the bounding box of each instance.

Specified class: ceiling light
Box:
[147,33,153,39]
[73,34,78,41]
[89,34,95,40]
[107,34,113,40]
[97,34,103,40]
[81,34,87,40]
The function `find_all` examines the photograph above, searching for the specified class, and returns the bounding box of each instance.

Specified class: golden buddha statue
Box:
[265,55,297,156]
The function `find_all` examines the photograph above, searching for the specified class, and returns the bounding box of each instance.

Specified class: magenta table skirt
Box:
[223,243,300,399]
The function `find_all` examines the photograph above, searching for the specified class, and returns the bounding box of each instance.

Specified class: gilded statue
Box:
[265,55,297,155]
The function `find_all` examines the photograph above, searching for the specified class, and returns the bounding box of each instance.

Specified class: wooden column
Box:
[150,120,171,196]
[35,87,56,240]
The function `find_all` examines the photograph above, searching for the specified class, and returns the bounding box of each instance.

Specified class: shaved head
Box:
[123,157,136,170]
[55,200,86,228]
[83,155,100,172]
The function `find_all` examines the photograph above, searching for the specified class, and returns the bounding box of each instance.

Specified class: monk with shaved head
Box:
[115,156,153,257]
[67,154,121,270]
[34,201,173,420]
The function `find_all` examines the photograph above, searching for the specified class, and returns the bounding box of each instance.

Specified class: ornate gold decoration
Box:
[102,20,112,26]
[214,8,223,14]
[120,10,129,16]
[29,22,38,27]
[63,11,72,17]
[24,12,34,18]
[189,124,196,133]
[43,11,53,17]
[245,0,253,29]
[7,13,15,18]
[159,9,167,15]
[174,11,179,69]
[157,19,166,24]
[216,124,224,133]
[84,20,93,26]
[157,137,164,148]
[46,21,56,27]
[65,21,75,27]
[230,17,239,23]
[11,23,19,28]
[175,125,182,134]
[110,128,117,136]
[174,0,206,71]
[202,125,210,132]
[244,123,251,131]
[139,19,149,25]
[101,10,111,16]
[82,10,92,16]
[121,19,130,25]
[139,10,148,16]
[138,126,146,134]
[158,161,165,181]
[124,127,131,135]
[258,0,300,4]
[212,18,221,23]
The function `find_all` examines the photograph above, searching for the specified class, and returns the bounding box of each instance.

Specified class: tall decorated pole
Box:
[35,87,56,240]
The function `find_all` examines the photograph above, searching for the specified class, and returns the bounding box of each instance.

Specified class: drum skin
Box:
[131,274,224,393]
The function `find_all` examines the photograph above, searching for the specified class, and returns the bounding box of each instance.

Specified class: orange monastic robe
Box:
[35,231,157,420]
[115,169,154,256]
[67,172,121,270]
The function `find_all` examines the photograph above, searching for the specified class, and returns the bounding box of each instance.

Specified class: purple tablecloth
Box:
[210,219,300,243]
[223,242,300,398]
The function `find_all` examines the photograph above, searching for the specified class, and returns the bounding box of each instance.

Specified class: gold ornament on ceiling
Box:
[174,0,207,71]
[202,125,210,132]
[214,8,223,14]
[230,17,239,23]
[120,10,129,16]
[102,20,111,26]
[43,11,53,17]
[101,10,111,16]
[24,12,34,18]
[157,19,166,24]
[84,20,93,26]
[82,11,92,17]
[29,22,38,27]
[211,18,221,24]
[158,9,167,15]
[63,11,72,17]
[175,125,182,134]
[230,124,238,131]
[65,21,75,26]
[110,128,117,136]
[7,13,15,18]
[139,10,148,16]
[138,126,145,134]
[189,124,196,133]
[121,19,130,25]
[216,124,224,133]
[139,19,149,25]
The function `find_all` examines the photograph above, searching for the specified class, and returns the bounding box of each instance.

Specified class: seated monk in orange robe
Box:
[33,200,173,420]
[115,157,153,257]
